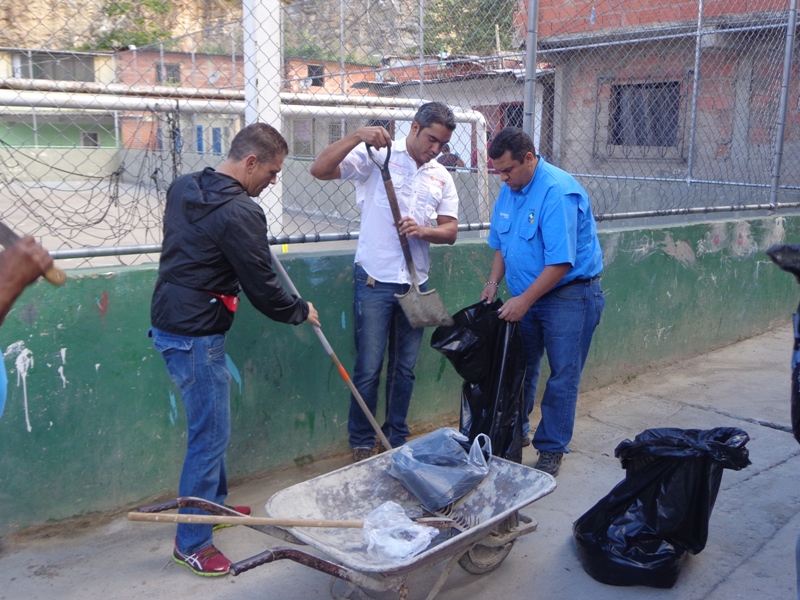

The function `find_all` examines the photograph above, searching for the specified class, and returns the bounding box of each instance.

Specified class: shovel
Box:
[267,244,392,452]
[365,144,453,328]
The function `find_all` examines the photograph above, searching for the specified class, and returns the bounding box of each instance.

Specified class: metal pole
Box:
[523,0,540,137]
[769,0,799,208]
[341,0,346,94]
[419,0,424,98]
[242,0,283,238]
[686,0,704,186]
[159,43,165,85]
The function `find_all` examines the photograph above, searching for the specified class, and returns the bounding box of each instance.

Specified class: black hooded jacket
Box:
[150,167,309,336]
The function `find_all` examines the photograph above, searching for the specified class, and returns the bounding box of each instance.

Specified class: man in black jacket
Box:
[149,123,319,577]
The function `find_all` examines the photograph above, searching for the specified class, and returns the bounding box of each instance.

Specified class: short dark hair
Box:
[413,102,456,132]
[228,123,289,163]
[488,127,536,163]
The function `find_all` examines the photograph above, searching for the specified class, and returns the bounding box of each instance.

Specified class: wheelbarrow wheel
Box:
[458,510,520,575]
[457,540,515,574]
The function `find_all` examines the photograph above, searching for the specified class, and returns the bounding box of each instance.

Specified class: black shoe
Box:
[535,451,563,476]
[352,447,374,462]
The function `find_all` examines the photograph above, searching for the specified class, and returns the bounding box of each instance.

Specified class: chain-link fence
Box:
[0,0,797,266]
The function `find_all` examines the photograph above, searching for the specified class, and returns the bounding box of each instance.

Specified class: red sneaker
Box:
[172,543,231,577]
[213,505,251,531]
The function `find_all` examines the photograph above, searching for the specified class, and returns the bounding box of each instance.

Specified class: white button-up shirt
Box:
[339,137,460,285]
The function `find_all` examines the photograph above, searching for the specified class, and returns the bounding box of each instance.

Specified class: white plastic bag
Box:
[362,501,439,562]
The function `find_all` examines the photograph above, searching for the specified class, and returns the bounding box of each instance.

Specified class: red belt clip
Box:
[207,291,239,312]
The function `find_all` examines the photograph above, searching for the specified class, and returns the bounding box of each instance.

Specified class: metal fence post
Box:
[523,0,539,139]
[770,0,799,209]
[243,0,283,238]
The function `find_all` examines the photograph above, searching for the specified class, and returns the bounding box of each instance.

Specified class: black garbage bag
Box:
[431,300,525,463]
[573,427,751,588]
[791,312,800,445]
[765,244,800,444]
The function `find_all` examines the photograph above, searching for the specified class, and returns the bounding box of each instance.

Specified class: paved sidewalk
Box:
[1,324,799,600]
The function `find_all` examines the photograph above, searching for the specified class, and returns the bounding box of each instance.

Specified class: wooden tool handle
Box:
[364,143,421,289]
[127,511,365,529]
[44,265,67,286]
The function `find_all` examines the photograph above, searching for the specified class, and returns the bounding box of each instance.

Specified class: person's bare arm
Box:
[0,236,53,324]
[309,126,392,180]
[397,215,458,245]
[480,250,506,303]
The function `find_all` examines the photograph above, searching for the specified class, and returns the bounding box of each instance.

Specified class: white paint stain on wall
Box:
[602,232,621,266]
[731,221,758,257]
[4,341,25,359]
[697,223,728,257]
[626,237,657,261]
[14,345,34,432]
[57,366,67,388]
[60,348,67,364]
[760,216,786,250]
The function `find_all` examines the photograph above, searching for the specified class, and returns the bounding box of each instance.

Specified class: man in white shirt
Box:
[310,102,460,461]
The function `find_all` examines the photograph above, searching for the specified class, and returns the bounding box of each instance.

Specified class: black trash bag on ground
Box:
[431,300,526,462]
[572,427,751,589]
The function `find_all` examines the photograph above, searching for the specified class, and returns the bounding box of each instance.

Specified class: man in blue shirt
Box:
[479,127,604,476]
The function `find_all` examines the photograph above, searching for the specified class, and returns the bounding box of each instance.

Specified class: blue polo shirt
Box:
[488,156,603,297]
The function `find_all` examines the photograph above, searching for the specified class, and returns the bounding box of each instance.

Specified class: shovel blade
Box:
[396,288,454,328]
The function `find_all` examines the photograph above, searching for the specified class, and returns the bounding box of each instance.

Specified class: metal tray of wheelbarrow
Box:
[264,448,556,576]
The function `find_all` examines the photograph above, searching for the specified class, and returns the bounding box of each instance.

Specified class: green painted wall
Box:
[0,215,796,532]
[0,122,116,147]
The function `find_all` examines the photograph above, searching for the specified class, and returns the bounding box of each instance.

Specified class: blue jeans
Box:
[150,327,231,555]
[520,278,605,453]
[349,264,425,449]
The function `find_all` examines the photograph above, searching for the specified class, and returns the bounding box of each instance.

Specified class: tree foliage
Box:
[423,0,516,56]
[85,0,174,50]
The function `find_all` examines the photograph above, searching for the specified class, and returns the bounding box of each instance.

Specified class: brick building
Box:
[510,0,799,200]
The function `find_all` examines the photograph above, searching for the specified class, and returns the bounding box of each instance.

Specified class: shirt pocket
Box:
[418,181,443,226]
[495,218,513,257]
[519,224,538,241]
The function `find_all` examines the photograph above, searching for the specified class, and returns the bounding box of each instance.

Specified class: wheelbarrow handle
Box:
[127,511,366,528]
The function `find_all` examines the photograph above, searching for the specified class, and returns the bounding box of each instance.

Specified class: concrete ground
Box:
[1,323,799,600]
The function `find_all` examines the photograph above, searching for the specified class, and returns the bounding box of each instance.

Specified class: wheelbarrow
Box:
[134,448,556,600]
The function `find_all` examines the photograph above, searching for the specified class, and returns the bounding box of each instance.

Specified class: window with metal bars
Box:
[594,76,688,159]
[609,81,681,147]
[307,64,325,87]
[156,63,181,86]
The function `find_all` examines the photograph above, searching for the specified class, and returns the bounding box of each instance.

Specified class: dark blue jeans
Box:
[349,264,425,449]
[150,327,231,555]
[520,278,605,453]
